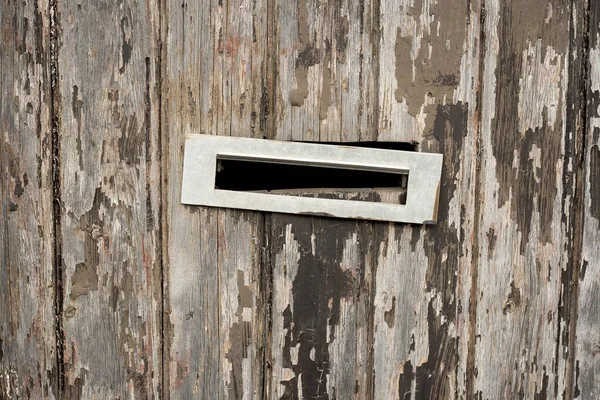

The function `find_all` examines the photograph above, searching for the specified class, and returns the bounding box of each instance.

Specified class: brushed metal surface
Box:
[181,134,442,224]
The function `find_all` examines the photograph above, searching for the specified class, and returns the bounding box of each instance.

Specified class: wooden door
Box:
[1,0,599,399]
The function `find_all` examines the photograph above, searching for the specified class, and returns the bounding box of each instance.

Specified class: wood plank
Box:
[377,0,474,143]
[370,0,481,398]
[267,214,372,399]
[574,1,600,397]
[162,0,222,397]
[272,0,377,142]
[217,210,266,399]
[162,0,268,397]
[474,0,574,397]
[56,0,162,397]
[0,0,56,397]
[269,0,481,397]
[268,1,380,395]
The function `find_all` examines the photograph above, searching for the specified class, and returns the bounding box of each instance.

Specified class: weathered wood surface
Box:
[272,0,377,142]
[268,2,381,396]
[474,1,576,397]
[371,0,481,398]
[56,0,162,397]
[1,0,55,398]
[575,1,600,398]
[162,0,268,398]
[2,0,599,398]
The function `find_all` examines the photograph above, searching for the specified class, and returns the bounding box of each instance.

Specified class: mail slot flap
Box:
[181,134,443,224]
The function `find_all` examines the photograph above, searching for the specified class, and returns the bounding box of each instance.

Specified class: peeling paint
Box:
[381,0,465,142]
[270,215,367,399]
[589,143,600,221]
[475,0,572,397]
[518,41,562,133]
[289,0,317,107]
[70,262,99,300]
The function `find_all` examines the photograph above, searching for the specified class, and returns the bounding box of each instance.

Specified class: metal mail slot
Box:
[181,134,443,224]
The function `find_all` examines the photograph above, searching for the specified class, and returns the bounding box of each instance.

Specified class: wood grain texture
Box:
[56,0,162,397]
[474,0,574,397]
[377,0,472,143]
[0,0,56,398]
[3,0,598,398]
[575,1,600,398]
[268,2,382,396]
[370,0,480,398]
[218,210,266,399]
[162,0,268,397]
[266,2,481,399]
[272,0,378,142]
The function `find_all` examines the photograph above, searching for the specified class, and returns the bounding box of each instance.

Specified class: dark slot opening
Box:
[313,141,417,151]
[215,141,414,204]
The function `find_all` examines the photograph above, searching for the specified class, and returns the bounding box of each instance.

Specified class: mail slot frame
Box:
[181,134,443,224]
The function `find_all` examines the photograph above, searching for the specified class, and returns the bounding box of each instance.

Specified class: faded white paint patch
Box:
[297,373,303,399]
[529,144,542,183]
[341,232,358,273]
[290,343,300,365]
[219,215,257,395]
[545,3,553,24]
[373,225,431,398]
[271,224,301,398]
[517,40,562,133]
[589,42,600,116]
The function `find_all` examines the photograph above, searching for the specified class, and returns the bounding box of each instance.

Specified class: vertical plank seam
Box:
[365,222,378,400]
[225,0,232,139]
[465,2,486,399]
[371,0,381,143]
[49,0,65,395]
[366,0,381,395]
[358,0,365,142]
[217,210,223,396]
[158,0,169,395]
[260,214,273,400]
[563,0,590,397]
[264,0,275,142]
[158,0,166,395]
[262,0,276,396]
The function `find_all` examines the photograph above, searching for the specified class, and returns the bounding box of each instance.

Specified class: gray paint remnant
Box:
[491,4,565,251]
[392,0,464,117]
[319,42,332,120]
[70,262,99,300]
[225,270,254,398]
[290,0,317,106]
